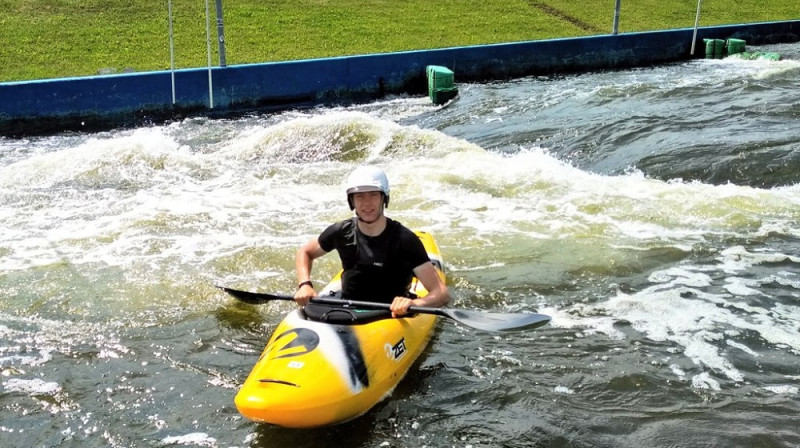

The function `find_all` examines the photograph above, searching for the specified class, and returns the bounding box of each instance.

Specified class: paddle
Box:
[217,286,551,333]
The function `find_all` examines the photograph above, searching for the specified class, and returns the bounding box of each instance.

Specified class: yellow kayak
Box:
[234,231,445,428]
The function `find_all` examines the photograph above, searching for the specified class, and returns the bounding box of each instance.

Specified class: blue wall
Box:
[2,21,798,136]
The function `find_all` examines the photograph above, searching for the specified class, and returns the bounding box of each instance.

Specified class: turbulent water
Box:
[2,42,800,448]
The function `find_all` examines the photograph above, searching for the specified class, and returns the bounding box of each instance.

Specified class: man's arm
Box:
[294,237,328,306]
[390,261,450,317]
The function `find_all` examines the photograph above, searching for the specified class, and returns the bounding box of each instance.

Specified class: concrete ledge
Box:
[2,21,798,136]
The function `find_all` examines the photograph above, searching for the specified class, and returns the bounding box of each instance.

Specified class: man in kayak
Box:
[294,166,449,317]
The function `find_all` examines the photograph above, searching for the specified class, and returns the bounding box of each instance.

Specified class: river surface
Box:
[2,42,800,448]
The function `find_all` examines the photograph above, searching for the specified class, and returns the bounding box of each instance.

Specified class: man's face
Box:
[352,190,384,223]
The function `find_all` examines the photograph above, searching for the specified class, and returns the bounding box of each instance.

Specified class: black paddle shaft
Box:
[217,286,551,332]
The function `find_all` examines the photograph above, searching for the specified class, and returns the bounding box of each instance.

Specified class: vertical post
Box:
[690,0,703,55]
[205,0,214,108]
[168,0,176,104]
[215,0,227,67]
[612,0,621,35]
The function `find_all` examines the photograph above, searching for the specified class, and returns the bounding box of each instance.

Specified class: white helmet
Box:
[345,166,390,210]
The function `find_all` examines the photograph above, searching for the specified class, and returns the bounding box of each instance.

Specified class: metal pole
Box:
[205,0,214,108]
[215,0,227,67]
[690,0,703,55]
[612,0,621,35]
[168,0,176,104]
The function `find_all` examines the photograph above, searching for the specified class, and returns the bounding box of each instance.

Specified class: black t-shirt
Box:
[318,218,430,303]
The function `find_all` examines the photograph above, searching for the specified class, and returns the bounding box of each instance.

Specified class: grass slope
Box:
[0,0,796,81]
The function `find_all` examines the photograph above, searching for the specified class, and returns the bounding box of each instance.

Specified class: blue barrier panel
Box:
[1,21,798,136]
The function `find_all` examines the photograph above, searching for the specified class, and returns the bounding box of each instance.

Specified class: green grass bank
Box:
[0,0,797,82]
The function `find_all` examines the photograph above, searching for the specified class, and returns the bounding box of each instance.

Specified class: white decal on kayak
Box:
[385,338,407,361]
[287,361,304,369]
[283,311,367,393]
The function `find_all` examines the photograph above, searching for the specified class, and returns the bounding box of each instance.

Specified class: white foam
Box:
[161,432,217,447]
[669,364,686,379]
[717,246,800,274]
[3,378,61,396]
[763,385,798,395]
[554,385,575,395]
[723,277,765,297]
[3,110,800,278]
[3,112,800,371]
[691,372,721,391]
[555,256,800,385]
[726,340,759,357]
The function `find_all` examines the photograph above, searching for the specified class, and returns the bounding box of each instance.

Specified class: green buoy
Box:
[427,65,458,105]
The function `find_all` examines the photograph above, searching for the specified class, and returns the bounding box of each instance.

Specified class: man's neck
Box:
[357,215,387,236]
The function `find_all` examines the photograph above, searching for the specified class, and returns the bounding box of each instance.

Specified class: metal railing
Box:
[168,0,228,108]
[612,0,704,55]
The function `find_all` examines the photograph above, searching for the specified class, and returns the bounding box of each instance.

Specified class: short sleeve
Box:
[317,221,342,253]
[398,227,431,270]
